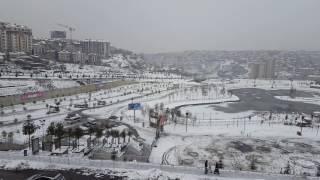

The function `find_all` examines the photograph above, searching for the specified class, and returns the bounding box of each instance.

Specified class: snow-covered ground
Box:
[113,79,320,176]
[222,79,312,92]
[0,54,182,83]
[0,153,314,180]
[0,79,80,96]
[275,96,320,106]
[1,78,320,178]
[0,81,175,144]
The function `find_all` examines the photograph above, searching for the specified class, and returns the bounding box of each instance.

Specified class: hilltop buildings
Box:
[0,22,33,54]
[50,30,66,39]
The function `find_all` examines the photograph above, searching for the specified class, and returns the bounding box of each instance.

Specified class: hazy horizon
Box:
[1,0,320,53]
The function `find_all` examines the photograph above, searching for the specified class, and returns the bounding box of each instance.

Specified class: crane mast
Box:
[57,23,76,41]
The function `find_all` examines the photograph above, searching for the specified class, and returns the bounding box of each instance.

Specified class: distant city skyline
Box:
[1,0,320,53]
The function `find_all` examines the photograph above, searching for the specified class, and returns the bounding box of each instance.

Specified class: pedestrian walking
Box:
[204,160,208,174]
[214,162,220,175]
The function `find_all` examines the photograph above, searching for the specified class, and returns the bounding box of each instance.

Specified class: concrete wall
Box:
[0,80,135,107]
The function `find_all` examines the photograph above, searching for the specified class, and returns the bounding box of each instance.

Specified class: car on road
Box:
[108,115,118,120]
[64,114,81,124]
[87,117,95,122]
[82,121,97,128]
[88,121,97,126]
[26,173,65,180]
[74,103,88,108]
[82,122,91,128]
[79,125,89,133]
[97,100,106,106]
[47,105,60,114]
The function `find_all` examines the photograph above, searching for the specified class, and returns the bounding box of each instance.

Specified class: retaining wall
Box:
[0,80,135,107]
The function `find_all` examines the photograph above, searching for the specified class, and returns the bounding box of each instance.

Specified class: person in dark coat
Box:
[214,162,220,175]
[204,160,208,174]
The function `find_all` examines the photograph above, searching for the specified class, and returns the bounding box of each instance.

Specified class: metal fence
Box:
[171,112,282,127]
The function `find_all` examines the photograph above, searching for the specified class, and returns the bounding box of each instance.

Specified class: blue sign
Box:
[128,103,142,110]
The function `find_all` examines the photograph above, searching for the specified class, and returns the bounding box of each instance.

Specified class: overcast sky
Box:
[1,0,320,53]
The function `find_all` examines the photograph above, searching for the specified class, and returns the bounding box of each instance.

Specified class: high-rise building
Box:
[50,31,66,39]
[258,63,266,79]
[249,63,259,79]
[265,59,275,79]
[249,59,276,79]
[0,21,32,54]
[80,40,110,58]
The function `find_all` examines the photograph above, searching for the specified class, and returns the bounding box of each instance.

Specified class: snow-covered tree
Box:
[22,120,36,149]
[1,130,7,142]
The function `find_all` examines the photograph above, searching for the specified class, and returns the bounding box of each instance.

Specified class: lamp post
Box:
[186,112,189,133]
[131,98,136,123]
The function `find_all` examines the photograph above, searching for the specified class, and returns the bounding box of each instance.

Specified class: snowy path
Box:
[0,152,312,180]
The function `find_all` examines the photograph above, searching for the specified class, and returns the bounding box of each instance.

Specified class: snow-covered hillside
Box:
[64,54,144,74]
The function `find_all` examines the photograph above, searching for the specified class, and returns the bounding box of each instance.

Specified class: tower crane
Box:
[57,23,76,62]
[57,23,76,41]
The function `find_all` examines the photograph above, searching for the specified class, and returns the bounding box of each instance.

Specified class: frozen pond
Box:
[215,88,320,114]
[182,88,320,116]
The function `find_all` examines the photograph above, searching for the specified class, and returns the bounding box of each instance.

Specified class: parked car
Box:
[26,173,65,180]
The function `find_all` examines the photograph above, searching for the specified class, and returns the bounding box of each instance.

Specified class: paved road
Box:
[73,89,178,162]
[213,88,320,114]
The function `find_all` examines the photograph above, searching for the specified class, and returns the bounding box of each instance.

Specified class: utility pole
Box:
[300,115,304,135]
[186,112,189,133]
[244,118,246,133]
[131,98,136,123]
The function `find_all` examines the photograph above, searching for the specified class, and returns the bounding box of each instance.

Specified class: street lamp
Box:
[186,112,189,132]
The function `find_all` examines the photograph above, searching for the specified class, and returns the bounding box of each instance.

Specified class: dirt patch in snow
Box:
[228,141,254,153]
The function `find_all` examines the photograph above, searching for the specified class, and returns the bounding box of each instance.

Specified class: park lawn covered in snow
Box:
[148,118,320,175]
[0,155,311,180]
[274,95,320,106]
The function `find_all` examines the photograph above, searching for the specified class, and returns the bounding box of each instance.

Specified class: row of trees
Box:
[47,122,65,148]
[105,129,133,144]
[46,122,134,149]
[4,71,178,80]
[21,117,135,150]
